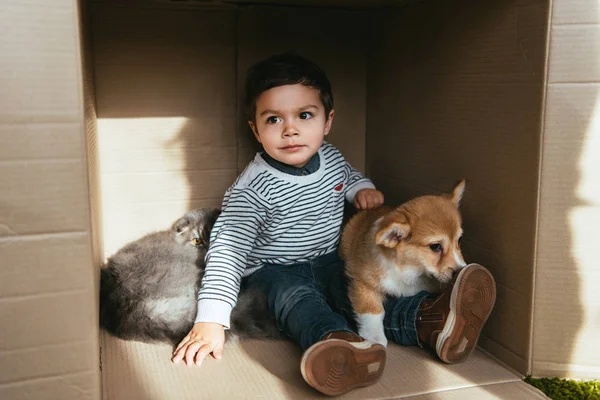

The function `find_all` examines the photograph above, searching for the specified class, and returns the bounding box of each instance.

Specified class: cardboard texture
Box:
[100,332,533,400]
[1,0,599,398]
[81,0,104,272]
[402,382,548,400]
[90,5,238,257]
[366,0,548,375]
[531,0,600,380]
[0,1,99,399]
[222,0,407,7]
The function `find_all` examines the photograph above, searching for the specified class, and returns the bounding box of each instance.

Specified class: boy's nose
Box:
[283,123,299,137]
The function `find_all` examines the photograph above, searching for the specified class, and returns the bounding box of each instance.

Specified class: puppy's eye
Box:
[192,238,201,246]
[429,243,443,253]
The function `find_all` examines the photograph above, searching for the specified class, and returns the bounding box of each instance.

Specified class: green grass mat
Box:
[524,376,600,400]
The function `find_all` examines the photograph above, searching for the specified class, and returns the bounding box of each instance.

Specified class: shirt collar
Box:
[261,151,320,176]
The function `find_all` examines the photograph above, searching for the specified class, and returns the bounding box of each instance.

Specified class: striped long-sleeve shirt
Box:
[194,142,376,328]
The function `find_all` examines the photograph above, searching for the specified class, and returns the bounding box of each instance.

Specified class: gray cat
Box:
[99,208,281,345]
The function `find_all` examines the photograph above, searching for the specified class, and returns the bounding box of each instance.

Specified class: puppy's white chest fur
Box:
[378,256,437,297]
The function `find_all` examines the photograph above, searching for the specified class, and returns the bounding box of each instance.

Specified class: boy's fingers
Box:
[359,196,367,209]
[375,193,381,205]
[194,343,213,366]
[354,191,386,210]
[361,194,370,209]
[212,342,224,360]
[172,343,189,363]
[172,351,180,363]
[184,342,203,366]
[174,336,190,353]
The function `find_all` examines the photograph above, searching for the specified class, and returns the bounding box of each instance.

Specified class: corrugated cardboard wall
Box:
[3,5,596,400]
[0,1,100,399]
[532,0,600,379]
[81,0,104,275]
[366,0,549,374]
[91,4,238,258]
[91,3,367,259]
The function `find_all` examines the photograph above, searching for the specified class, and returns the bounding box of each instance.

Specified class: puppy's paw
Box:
[360,329,388,347]
[356,313,388,347]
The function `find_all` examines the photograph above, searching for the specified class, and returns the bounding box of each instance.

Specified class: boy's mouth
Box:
[280,144,304,151]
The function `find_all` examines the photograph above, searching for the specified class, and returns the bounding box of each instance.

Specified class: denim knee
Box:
[272,284,323,328]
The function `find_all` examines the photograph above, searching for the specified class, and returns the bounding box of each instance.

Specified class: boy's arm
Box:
[194,186,268,328]
[343,161,377,203]
[342,160,384,209]
[173,185,269,366]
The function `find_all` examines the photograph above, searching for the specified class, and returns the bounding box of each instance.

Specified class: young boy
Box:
[172,53,496,396]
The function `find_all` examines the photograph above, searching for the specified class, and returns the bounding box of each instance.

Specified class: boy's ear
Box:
[248,121,261,143]
[324,109,335,136]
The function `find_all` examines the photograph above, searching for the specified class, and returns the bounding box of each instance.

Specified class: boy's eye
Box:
[266,116,281,124]
[299,111,313,120]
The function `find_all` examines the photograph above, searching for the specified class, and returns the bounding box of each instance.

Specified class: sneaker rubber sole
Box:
[300,339,386,396]
[436,263,497,364]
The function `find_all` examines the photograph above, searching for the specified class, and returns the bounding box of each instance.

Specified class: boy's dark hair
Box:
[244,53,334,123]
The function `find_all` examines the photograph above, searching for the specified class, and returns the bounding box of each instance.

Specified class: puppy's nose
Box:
[453,250,467,269]
[449,264,466,280]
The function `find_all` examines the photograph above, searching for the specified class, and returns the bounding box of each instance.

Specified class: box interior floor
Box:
[2,0,600,398]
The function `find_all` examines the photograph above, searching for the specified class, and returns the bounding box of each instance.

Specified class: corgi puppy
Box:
[340,179,467,346]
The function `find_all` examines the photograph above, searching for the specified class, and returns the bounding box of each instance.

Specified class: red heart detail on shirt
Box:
[334,183,344,192]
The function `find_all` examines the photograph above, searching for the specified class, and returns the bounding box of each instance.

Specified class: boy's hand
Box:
[354,189,384,210]
[172,322,225,367]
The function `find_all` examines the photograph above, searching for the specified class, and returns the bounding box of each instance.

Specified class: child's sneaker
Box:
[416,263,497,363]
[300,331,386,396]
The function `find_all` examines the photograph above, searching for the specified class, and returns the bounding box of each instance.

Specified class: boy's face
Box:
[248,84,334,168]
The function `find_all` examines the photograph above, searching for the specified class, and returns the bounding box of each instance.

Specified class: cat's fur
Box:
[99,208,281,345]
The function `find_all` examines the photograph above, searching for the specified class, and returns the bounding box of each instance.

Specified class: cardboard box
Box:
[1,0,598,398]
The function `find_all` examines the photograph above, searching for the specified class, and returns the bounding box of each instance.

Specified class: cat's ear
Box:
[172,217,191,235]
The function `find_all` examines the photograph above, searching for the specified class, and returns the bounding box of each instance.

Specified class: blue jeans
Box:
[244,251,432,350]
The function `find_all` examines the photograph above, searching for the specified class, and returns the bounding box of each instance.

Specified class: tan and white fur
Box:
[340,180,467,346]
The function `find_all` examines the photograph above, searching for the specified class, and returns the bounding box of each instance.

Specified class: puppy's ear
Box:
[450,178,466,206]
[375,212,411,248]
